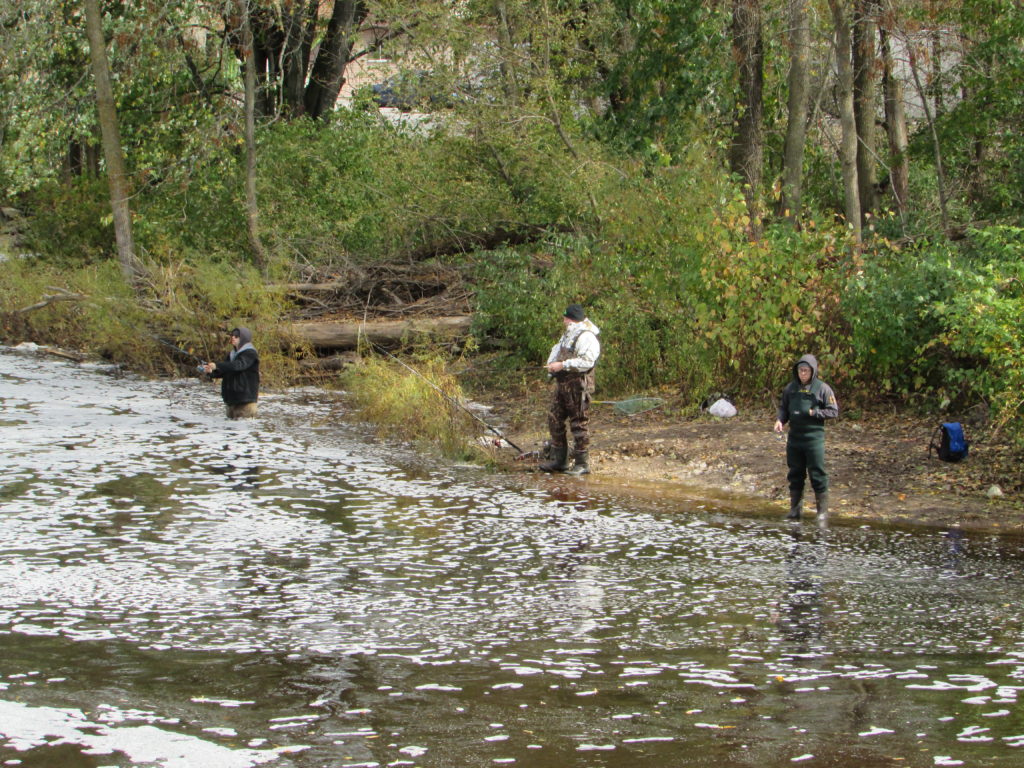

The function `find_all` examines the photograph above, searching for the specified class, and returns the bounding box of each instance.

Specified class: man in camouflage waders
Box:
[540,304,601,476]
[774,354,839,522]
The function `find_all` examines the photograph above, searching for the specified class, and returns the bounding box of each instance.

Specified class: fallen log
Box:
[16,287,87,313]
[289,315,472,350]
[297,351,361,371]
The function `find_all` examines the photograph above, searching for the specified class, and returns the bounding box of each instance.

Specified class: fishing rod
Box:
[151,334,206,371]
[368,340,526,456]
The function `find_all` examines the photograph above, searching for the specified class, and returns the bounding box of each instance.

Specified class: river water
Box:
[1,347,1023,768]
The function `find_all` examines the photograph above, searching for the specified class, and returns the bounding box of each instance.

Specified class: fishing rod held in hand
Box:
[369,341,526,456]
[151,334,207,373]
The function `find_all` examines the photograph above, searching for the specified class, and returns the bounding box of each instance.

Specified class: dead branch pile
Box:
[279,262,473,321]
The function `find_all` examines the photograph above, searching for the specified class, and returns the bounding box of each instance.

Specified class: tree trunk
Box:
[959,28,985,206]
[82,0,145,284]
[249,5,280,117]
[931,25,943,114]
[495,0,520,105]
[235,0,268,270]
[906,38,949,231]
[304,0,367,119]
[853,0,878,224]
[279,0,318,116]
[778,0,810,223]
[880,23,909,216]
[829,0,862,243]
[729,0,764,239]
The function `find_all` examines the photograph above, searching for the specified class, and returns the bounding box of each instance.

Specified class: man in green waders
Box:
[774,354,839,521]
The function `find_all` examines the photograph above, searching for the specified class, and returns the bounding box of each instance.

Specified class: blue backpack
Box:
[929,422,969,462]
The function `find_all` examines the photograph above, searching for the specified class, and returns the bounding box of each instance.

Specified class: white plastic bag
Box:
[707,398,737,418]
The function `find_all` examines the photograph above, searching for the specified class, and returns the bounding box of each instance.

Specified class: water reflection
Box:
[778,527,827,650]
[2,348,1024,767]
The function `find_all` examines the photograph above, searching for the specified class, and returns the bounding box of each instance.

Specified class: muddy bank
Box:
[493,390,1024,536]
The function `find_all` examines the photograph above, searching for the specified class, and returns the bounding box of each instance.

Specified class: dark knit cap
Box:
[564,304,586,321]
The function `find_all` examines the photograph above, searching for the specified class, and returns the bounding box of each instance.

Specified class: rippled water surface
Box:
[2,348,1024,767]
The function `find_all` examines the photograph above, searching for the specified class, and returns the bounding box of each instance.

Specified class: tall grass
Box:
[342,355,485,460]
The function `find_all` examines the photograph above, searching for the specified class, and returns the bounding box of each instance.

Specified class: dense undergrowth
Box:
[2,110,1024,444]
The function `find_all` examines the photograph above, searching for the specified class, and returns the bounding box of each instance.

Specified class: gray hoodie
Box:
[776,354,839,435]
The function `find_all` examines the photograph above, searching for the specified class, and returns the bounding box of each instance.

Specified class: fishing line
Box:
[151,334,205,366]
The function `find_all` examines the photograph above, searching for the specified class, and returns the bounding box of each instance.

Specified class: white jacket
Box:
[547,319,601,372]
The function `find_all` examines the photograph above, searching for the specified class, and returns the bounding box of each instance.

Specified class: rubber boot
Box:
[539,445,569,473]
[565,451,590,476]
[815,491,830,526]
[785,489,803,521]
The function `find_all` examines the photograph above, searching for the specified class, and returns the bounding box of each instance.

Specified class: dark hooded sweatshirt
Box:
[210,326,259,405]
[776,354,838,443]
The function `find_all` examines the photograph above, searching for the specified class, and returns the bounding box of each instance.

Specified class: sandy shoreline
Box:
[494,398,1024,537]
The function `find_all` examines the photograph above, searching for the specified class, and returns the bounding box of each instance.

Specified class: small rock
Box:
[987,485,1004,499]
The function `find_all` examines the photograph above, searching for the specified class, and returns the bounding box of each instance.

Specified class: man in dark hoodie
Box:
[774,354,839,521]
[202,327,260,419]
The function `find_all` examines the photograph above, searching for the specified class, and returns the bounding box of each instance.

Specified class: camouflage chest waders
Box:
[548,368,595,455]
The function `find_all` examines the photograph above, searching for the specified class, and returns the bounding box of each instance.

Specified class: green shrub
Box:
[0,259,150,364]
[689,215,857,396]
[370,113,599,262]
[928,226,1024,439]
[843,236,962,396]
[20,178,115,264]
[842,225,1024,442]
[255,111,386,264]
[471,155,859,401]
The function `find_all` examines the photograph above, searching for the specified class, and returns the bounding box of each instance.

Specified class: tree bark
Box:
[880,21,909,216]
[249,4,281,116]
[304,0,367,119]
[237,0,268,269]
[829,0,862,243]
[290,316,472,350]
[778,0,810,223]
[729,0,765,239]
[280,0,318,116]
[906,37,949,231]
[82,0,145,284]
[853,0,878,223]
